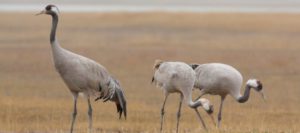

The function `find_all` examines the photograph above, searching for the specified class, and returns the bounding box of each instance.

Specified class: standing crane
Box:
[190,63,264,128]
[152,60,214,133]
[36,5,127,133]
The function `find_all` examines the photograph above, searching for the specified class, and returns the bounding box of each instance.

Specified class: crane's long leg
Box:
[87,97,93,133]
[194,109,207,131]
[217,96,226,128]
[70,93,78,133]
[176,94,183,133]
[160,94,169,133]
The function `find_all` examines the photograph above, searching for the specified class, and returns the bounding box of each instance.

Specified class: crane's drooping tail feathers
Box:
[95,78,127,119]
[153,59,164,70]
[151,59,164,83]
[115,87,127,119]
[111,78,127,119]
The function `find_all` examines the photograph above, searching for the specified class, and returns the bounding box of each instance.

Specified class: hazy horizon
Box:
[2,0,300,5]
[2,0,300,13]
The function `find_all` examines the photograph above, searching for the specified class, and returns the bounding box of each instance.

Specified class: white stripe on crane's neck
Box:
[246,79,258,88]
[50,6,60,15]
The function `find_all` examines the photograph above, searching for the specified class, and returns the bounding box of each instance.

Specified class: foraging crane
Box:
[190,63,265,128]
[152,60,214,133]
[36,5,127,133]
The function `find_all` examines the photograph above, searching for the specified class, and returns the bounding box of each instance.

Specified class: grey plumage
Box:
[37,5,126,133]
[95,77,127,119]
[191,63,264,128]
[152,60,214,133]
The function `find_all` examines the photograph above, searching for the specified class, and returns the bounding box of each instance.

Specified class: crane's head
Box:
[198,98,213,114]
[36,4,60,16]
[198,98,216,126]
[246,79,265,101]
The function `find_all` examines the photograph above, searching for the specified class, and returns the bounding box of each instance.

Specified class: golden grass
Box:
[0,12,299,133]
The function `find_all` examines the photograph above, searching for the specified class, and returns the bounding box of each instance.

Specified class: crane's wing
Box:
[95,77,127,119]
[64,54,127,119]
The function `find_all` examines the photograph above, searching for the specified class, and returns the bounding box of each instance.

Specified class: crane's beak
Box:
[209,114,216,127]
[205,105,216,126]
[35,10,46,16]
[259,90,266,102]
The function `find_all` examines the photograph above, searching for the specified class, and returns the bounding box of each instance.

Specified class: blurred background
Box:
[0,0,299,133]
[2,0,300,12]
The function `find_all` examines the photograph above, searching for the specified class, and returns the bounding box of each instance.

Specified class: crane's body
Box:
[37,5,126,133]
[152,60,214,133]
[190,63,264,128]
[52,45,110,95]
[154,61,196,95]
[193,63,243,99]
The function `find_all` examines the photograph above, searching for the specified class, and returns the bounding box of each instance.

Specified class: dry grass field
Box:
[0,12,300,133]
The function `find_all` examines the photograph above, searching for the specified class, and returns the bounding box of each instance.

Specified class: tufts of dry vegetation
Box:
[0,12,299,133]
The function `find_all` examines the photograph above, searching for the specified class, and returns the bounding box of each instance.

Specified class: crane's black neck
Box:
[50,13,58,44]
[237,85,251,103]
